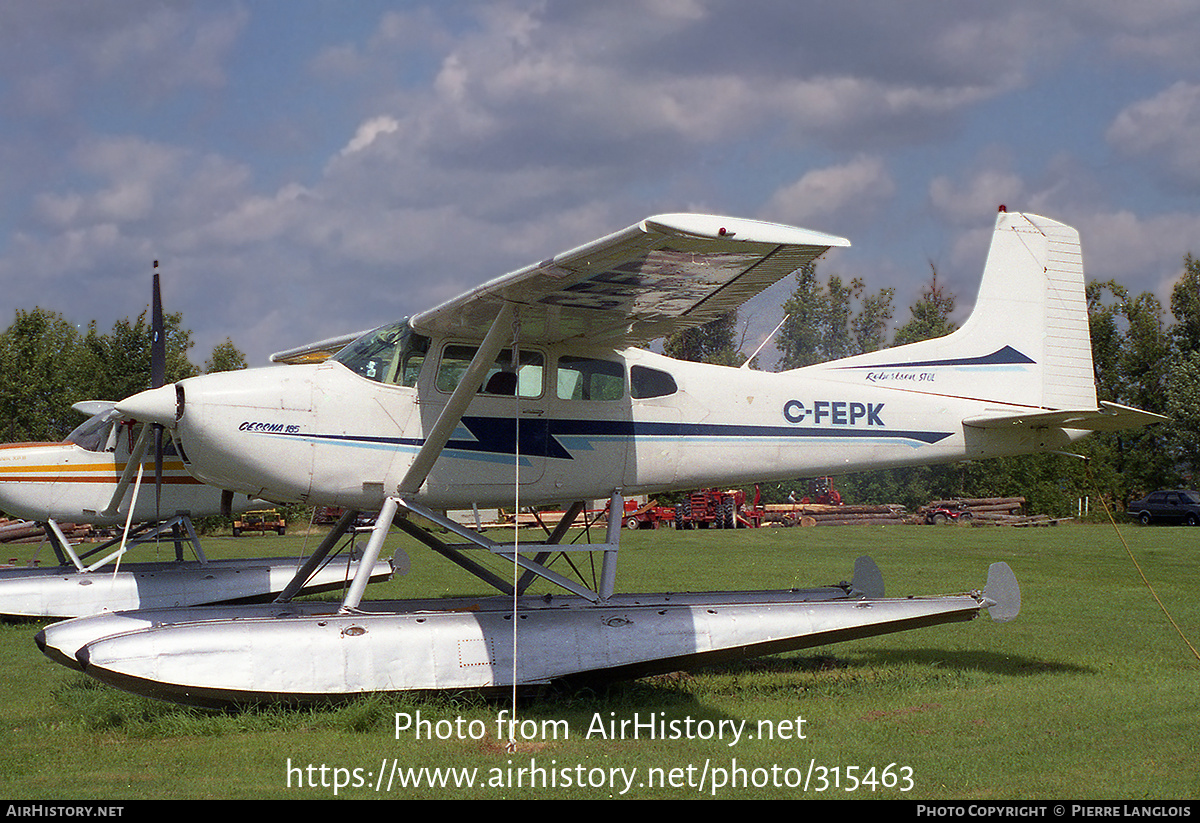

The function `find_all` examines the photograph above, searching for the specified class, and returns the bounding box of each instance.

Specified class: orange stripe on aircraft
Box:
[0,475,202,485]
[0,462,188,474]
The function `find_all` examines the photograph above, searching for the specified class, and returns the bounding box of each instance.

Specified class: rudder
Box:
[805,211,1097,412]
[953,211,1096,410]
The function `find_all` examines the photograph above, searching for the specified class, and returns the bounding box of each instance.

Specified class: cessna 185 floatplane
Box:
[37,209,1162,705]
[0,274,391,619]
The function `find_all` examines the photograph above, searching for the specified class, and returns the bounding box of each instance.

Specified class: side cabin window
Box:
[332,320,430,387]
[630,365,678,399]
[436,345,544,398]
[557,356,624,401]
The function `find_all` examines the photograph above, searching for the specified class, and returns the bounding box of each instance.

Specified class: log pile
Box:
[0,518,93,546]
[1002,514,1070,527]
[918,497,1067,526]
[762,503,908,527]
[926,497,1027,520]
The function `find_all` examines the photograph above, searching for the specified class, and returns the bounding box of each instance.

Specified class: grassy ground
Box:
[0,521,1196,799]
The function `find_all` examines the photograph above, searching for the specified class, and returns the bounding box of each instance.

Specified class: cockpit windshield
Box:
[65,408,122,452]
[331,319,430,387]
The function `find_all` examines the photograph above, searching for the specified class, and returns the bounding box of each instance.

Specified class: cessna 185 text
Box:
[38,209,1161,705]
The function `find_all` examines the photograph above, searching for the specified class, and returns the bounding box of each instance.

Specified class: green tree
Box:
[0,305,247,446]
[664,312,741,365]
[1164,351,1200,483]
[1169,254,1200,355]
[851,283,895,355]
[1162,256,1200,484]
[892,266,957,347]
[1121,292,1170,412]
[205,338,248,373]
[1083,281,1177,501]
[79,309,199,402]
[0,308,89,442]
[776,263,894,369]
[1087,280,1127,403]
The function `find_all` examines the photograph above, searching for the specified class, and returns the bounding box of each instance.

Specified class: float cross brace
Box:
[40,514,206,573]
[392,492,623,603]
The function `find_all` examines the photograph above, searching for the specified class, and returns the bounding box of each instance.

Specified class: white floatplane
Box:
[0,274,392,619]
[38,209,1162,704]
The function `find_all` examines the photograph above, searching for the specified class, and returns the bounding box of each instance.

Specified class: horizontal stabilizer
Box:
[964,402,1167,433]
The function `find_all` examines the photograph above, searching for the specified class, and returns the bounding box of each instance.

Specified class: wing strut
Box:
[398,302,516,495]
[337,304,518,612]
[100,423,152,519]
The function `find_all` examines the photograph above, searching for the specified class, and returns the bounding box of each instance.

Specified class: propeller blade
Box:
[151,263,165,390]
[154,424,163,522]
[151,263,166,523]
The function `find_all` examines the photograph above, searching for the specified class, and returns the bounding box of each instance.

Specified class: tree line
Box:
[667,255,1200,516]
[0,306,246,444]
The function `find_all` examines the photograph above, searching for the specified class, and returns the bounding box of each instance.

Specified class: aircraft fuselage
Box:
[160,337,1081,511]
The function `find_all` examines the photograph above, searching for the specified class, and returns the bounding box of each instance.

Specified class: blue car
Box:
[1127,490,1200,526]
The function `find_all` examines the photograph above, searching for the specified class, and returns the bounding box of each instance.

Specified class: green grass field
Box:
[1,521,1196,800]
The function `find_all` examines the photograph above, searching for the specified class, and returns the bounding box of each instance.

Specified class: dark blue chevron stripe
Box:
[834,345,1035,370]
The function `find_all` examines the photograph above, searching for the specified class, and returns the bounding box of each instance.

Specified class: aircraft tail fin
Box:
[810,211,1098,411]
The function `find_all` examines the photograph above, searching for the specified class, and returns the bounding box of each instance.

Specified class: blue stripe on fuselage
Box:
[239,416,953,459]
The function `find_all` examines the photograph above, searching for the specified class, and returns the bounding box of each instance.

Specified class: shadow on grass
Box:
[848,647,1093,677]
[646,648,1092,686]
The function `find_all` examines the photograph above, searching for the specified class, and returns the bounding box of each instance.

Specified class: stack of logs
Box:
[919,497,1047,525]
[0,518,92,546]
[760,497,1038,526]
[762,503,908,527]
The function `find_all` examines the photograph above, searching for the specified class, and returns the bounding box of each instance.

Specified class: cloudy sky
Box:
[2,1,1199,368]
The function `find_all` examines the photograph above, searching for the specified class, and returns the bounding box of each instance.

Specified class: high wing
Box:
[270,330,373,365]
[410,214,850,346]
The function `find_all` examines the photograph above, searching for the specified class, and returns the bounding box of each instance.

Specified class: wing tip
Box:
[643,213,851,248]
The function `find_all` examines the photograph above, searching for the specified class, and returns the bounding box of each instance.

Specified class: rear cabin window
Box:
[436,345,544,398]
[557,356,624,401]
[630,365,678,399]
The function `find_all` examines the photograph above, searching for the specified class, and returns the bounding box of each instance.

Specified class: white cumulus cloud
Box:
[340,116,401,156]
